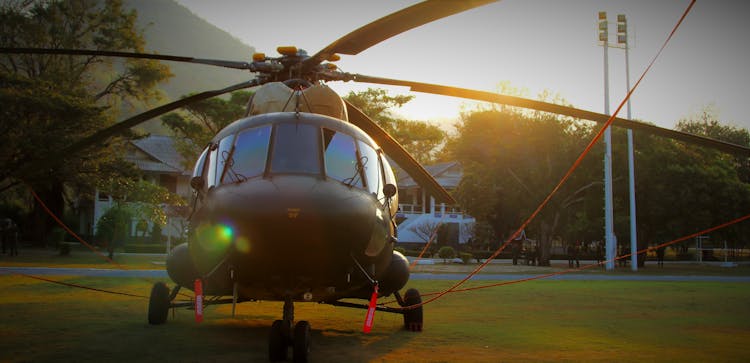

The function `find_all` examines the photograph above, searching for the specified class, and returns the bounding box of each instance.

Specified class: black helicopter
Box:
[3,1,750,362]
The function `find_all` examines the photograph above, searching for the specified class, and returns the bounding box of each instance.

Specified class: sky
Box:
[172,0,750,131]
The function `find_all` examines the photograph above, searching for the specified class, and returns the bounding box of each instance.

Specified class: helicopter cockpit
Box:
[191,113,398,209]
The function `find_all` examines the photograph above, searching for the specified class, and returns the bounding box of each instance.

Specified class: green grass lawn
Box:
[0,247,166,269]
[0,275,747,362]
[4,246,750,277]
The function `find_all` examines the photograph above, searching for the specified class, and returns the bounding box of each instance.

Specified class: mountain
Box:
[123,0,256,134]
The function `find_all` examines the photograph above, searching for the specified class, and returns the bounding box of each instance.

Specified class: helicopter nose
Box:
[193,176,379,271]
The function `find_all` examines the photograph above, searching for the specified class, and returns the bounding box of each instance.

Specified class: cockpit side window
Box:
[270,123,321,175]
[230,125,271,182]
[206,143,218,188]
[215,134,236,185]
[192,147,209,179]
[323,128,364,188]
[380,153,398,215]
[357,140,382,199]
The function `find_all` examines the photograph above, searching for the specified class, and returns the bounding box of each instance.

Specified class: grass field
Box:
[4,247,750,276]
[0,271,748,362]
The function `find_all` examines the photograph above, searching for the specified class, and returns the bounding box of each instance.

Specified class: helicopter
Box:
[3,1,750,362]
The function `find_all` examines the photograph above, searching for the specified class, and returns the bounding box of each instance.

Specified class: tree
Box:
[409,220,441,244]
[635,113,750,258]
[344,88,446,164]
[95,204,133,259]
[0,0,172,245]
[162,90,251,169]
[447,109,600,266]
[95,177,184,258]
[344,88,413,134]
[438,246,456,263]
[676,107,750,182]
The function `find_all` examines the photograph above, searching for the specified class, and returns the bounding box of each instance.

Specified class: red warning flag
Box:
[194,279,203,323]
[362,284,378,333]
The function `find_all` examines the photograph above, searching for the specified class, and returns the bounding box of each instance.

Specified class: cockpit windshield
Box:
[231,126,272,180]
[270,123,321,174]
[196,121,384,196]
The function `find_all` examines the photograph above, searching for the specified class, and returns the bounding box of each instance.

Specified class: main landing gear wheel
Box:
[148,282,170,325]
[269,320,288,362]
[402,288,423,332]
[293,321,311,363]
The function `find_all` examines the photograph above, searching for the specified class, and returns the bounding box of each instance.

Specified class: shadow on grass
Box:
[0,275,416,362]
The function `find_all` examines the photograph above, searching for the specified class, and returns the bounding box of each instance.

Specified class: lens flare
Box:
[220,225,233,240]
[236,236,252,254]
[196,223,234,253]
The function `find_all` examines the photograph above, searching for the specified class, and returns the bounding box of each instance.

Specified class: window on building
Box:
[160,174,177,193]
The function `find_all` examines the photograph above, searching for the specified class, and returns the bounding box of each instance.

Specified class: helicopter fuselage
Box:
[166,111,410,303]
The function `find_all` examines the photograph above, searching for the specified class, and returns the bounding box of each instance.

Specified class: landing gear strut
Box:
[269,297,311,362]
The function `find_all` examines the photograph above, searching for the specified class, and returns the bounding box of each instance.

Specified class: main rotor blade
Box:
[0,47,254,70]
[352,75,750,157]
[303,0,497,71]
[345,100,455,205]
[18,79,260,178]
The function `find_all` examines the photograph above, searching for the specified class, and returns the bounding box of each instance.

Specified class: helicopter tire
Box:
[292,320,311,363]
[269,319,287,362]
[402,288,423,332]
[148,282,170,325]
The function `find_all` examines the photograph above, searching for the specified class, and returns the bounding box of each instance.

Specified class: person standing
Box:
[511,239,521,265]
[1,218,10,254]
[511,229,525,266]
[656,244,665,267]
[1,218,19,257]
[567,242,576,268]
[8,222,18,256]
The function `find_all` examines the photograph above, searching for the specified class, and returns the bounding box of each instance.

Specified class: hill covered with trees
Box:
[124,0,256,134]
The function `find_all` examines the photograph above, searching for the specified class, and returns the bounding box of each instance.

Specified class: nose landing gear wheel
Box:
[293,320,311,363]
[269,319,288,362]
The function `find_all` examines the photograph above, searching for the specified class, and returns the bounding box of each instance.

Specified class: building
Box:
[394,161,475,247]
[93,135,191,245]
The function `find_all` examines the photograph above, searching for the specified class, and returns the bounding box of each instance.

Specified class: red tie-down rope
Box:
[28,185,128,269]
[3,270,148,299]
[409,221,443,269]
[389,0,698,311]
[25,186,196,300]
[413,212,750,299]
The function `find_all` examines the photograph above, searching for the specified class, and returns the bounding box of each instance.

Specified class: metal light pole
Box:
[618,14,639,272]
[598,12,615,271]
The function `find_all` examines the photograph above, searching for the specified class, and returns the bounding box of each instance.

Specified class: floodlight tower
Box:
[598,11,616,271]
[618,14,639,272]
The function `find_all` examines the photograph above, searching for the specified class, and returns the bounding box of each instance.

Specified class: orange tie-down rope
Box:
[408,222,442,269]
[25,186,196,300]
[28,185,128,270]
[399,212,750,302]
[2,270,148,299]
[385,0,698,311]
